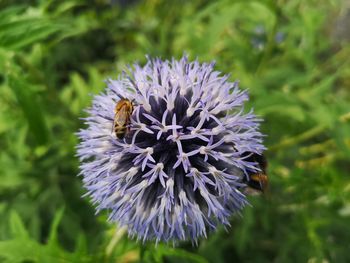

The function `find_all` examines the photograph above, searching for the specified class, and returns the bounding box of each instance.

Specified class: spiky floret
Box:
[77,56,265,243]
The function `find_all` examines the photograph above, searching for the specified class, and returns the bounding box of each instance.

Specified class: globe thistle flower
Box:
[77,56,265,243]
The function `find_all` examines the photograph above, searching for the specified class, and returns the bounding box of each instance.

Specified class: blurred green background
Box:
[1,0,350,262]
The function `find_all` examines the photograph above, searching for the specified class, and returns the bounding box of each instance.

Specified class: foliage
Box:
[0,0,349,262]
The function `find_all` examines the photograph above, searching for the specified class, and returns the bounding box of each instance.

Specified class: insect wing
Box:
[115,105,128,126]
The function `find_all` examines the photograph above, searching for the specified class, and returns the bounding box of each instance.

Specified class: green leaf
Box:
[0,239,41,263]
[8,75,49,145]
[157,246,209,263]
[9,211,29,239]
[48,207,65,246]
[0,5,26,21]
[0,19,63,50]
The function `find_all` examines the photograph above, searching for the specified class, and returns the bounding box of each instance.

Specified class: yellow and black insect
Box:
[242,153,268,195]
[113,99,134,139]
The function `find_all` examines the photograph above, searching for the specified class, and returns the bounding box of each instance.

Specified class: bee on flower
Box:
[77,56,266,243]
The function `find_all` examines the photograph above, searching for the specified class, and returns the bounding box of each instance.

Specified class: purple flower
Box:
[77,56,265,243]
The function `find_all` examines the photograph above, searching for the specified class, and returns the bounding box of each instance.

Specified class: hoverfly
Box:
[113,99,134,139]
[242,152,268,195]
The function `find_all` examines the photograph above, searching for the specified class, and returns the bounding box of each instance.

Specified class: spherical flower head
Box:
[77,56,265,243]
